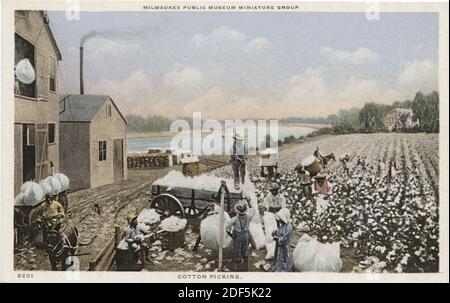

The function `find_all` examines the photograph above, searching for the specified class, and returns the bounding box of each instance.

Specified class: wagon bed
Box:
[150,184,244,219]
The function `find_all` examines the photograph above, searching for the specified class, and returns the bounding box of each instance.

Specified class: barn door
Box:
[113,139,124,182]
[35,123,49,181]
[22,124,36,183]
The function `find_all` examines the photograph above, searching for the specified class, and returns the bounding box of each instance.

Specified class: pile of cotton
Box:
[293,234,342,272]
[138,208,160,225]
[200,206,232,252]
[160,215,187,232]
[19,181,44,206]
[137,222,151,234]
[153,171,238,194]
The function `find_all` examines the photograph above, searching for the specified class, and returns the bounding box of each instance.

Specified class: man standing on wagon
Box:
[230,132,247,190]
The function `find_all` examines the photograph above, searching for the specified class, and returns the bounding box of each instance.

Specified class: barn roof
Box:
[59,94,127,124]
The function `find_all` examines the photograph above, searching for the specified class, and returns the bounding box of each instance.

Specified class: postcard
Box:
[1,0,448,283]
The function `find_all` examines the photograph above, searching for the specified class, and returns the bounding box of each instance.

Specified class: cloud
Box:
[397,58,438,94]
[191,26,270,57]
[245,37,270,54]
[320,46,379,64]
[191,26,246,48]
[91,70,156,116]
[162,65,206,93]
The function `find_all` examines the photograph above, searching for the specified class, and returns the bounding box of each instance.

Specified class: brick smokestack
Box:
[80,46,84,95]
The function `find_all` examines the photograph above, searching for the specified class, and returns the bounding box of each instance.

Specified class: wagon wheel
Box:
[184,204,209,219]
[150,194,185,219]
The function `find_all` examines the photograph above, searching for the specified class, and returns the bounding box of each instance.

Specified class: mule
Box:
[43,220,79,271]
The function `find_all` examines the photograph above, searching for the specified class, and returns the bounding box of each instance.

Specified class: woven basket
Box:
[161,229,185,251]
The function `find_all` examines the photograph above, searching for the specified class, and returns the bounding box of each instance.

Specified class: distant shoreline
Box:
[127,123,330,139]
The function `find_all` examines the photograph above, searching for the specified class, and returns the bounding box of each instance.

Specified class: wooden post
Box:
[114,225,121,248]
[218,180,226,271]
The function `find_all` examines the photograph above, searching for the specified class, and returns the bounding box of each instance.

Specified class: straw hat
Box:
[275,208,291,224]
[235,201,248,214]
[269,182,280,190]
[127,213,138,224]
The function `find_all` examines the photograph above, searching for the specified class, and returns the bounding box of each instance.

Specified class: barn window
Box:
[48,123,56,144]
[107,105,112,118]
[26,125,35,146]
[15,34,36,98]
[99,141,107,161]
[49,57,56,92]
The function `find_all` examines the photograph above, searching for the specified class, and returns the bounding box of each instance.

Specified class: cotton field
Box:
[214,133,440,273]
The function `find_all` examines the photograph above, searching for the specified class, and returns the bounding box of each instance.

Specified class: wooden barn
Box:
[59,95,128,191]
[14,11,62,195]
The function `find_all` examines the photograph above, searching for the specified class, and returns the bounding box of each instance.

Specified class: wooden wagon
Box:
[14,189,70,249]
[150,182,244,219]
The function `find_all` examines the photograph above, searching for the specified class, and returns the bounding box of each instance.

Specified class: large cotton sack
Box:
[15,58,35,84]
[54,173,70,191]
[14,193,25,206]
[263,212,278,259]
[293,235,342,272]
[39,180,53,197]
[45,175,62,196]
[249,221,266,250]
[20,181,44,206]
[263,212,277,242]
[265,241,276,260]
[200,208,232,252]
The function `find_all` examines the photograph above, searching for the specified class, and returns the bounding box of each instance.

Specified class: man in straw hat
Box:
[124,212,150,262]
[261,182,286,214]
[229,132,247,190]
[272,208,294,272]
[226,199,255,271]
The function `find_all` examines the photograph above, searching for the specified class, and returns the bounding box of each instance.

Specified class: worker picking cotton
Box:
[271,208,294,272]
[261,182,286,214]
[226,200,256,271]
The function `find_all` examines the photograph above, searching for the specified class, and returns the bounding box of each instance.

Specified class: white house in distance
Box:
[384,107,417,131]
[59,95,128,191]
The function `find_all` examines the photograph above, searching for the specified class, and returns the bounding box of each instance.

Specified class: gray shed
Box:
[59,95,128,191]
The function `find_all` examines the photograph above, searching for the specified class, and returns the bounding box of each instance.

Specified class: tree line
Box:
[330,91,439,134]
[126,91,439,134]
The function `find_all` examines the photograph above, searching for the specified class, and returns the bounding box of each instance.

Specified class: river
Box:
[127,125,316,153]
